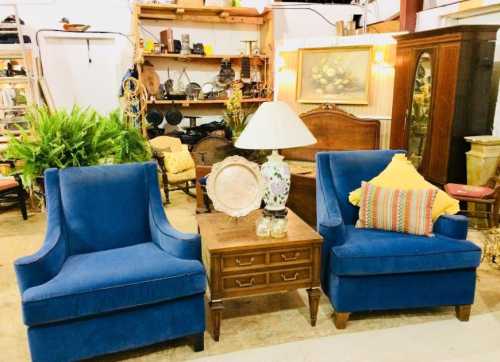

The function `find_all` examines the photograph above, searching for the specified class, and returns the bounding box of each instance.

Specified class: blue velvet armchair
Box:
[316,150,482,329]
[14,162,206,362]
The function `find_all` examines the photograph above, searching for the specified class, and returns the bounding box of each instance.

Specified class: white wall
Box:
[0,0,134,114]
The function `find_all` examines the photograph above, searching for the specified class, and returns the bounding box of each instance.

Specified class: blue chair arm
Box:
[433,214,469,240]
[147,161,201,261]
[150,211,202,261]
[318,217,346,293]
[318,218,346,247]
[14,225,67,293]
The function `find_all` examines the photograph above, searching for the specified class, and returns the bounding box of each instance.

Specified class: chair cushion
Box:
[445,183,495,199]
[356,182,437,236]
[163,146,195,174]
[0,177,18,191]
[167,167,196,184]
[349,154,460,220]
[331,226,481,276]
[21,243,206,326]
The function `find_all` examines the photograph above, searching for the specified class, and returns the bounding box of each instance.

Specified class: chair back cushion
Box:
[57,162,152,254]
[325,150,403,225]
[163,145,195,174]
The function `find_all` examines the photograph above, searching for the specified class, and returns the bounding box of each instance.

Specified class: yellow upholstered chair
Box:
[149,136,196,203]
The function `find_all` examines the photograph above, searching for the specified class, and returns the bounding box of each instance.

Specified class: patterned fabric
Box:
[356,182,438,236]
[163,145,195,174]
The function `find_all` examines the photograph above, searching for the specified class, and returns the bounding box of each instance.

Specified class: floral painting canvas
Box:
[297,46,372,104]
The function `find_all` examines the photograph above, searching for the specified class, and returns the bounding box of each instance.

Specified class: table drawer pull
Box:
[235,278,255,288]
[236,256,255,266]
[281,252,300,262]
[281,272,299,282]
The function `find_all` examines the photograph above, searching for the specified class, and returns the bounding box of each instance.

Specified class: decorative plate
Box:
[206,156,264,218]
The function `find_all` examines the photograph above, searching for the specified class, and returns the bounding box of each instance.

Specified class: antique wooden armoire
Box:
[390,25,499,185]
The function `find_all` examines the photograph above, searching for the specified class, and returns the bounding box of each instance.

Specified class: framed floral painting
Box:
[297,45,372,104]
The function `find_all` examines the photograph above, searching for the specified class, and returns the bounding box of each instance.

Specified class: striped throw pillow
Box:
[356,182,438,236]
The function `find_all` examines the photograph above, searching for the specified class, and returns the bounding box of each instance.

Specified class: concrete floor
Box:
[1,192,500,361]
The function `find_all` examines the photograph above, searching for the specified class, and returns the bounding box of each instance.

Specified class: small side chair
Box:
[15,162,206,362]
[0,159,27,220]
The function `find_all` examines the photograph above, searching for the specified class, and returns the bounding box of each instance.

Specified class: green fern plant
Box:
[5,106,151,187]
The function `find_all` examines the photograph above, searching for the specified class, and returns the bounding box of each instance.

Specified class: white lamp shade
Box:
[235,101,317,150]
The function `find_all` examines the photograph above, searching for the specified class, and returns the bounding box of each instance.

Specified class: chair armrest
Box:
[14,225,67,293]
[146,161,201,261]
[150,210,201,261]
[433,214,468,240]
[318,219,346,247]
[318,218,346,293]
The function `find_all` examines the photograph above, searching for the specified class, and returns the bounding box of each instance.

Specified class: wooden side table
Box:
[196,209,323,341]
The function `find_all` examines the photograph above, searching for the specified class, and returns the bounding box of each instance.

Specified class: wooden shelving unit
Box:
[148,97,272,107]
[143,53,268,61]
[131,3,274,134]
[137,3,268,24]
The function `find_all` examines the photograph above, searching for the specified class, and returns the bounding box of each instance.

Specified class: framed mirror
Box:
[407,51,434,170]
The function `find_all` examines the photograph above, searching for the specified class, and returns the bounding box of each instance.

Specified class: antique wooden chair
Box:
[149,136,196,204]
[445,164,500,229]
[0,159,27,220]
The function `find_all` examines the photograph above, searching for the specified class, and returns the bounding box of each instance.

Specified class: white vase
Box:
[260,150,291,211]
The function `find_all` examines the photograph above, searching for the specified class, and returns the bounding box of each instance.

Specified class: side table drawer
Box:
[222,272,267,291]
[269,248,311,266]
[222,252,266,272]
[269,267,311,285]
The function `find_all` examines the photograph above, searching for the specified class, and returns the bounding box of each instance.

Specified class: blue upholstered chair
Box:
[316,150,482,329]
[14,162,206,362]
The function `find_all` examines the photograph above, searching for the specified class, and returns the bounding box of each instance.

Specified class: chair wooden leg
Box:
[164,185,171,204]
[333,312,350,329]
[192,332,204,352]
[455,305,471,322]
[18,187,27,220]
[491,200,499,228]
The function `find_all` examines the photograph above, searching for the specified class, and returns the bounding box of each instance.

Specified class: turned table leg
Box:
[307,288,321,326]
[210,300,224,341]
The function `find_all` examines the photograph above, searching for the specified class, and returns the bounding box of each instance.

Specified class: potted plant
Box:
[224,82,254,142]
[5,106,151,204]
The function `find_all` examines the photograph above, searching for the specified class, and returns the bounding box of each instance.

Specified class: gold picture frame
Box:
[296,45,372,105]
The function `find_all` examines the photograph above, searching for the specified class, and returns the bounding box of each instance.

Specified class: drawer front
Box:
[269,267,311,285]
[222,272,267,291]
[269,248,311,266]
[222,252,266,272]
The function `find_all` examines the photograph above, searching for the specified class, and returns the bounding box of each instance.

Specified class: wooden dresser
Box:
[197,209,323,341]
[390,25,499,185]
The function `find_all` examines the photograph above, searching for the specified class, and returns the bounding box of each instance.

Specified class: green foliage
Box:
[5,106,151,186]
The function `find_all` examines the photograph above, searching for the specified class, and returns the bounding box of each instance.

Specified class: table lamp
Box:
[235,101,317,217]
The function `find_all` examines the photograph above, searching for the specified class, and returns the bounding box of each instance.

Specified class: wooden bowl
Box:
[63,24,90,32]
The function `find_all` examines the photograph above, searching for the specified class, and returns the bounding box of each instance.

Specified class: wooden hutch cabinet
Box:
[390,25,499,185]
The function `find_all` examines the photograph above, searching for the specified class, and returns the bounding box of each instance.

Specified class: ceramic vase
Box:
[260,150,291,211]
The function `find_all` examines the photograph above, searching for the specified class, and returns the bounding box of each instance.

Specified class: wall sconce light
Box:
[374,50,385,64]
[277,53,286,72]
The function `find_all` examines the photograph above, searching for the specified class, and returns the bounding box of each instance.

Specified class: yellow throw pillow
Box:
[348,154,459,220]
[163,146,195,174]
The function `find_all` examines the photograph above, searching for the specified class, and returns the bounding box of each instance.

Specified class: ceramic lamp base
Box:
[261,150,291,212]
